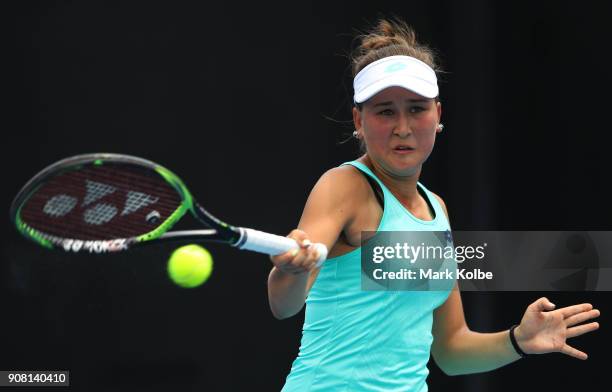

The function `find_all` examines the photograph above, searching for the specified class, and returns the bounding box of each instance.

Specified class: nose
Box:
[392,113,412,138]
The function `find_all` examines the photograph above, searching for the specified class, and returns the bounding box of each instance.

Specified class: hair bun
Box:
[351,18,437,78]
[361,36,405,50]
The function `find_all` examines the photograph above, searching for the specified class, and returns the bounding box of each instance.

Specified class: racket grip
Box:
[236,228,328,267]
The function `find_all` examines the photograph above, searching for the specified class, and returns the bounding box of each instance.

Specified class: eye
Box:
[409,106,426,114]
[378,109,394,116]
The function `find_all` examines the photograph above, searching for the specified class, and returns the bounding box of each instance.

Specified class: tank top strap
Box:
[415,181,450,229]
[341,161,390,194]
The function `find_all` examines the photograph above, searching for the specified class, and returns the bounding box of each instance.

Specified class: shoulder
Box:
[428,190,449,221]
[311,165,372,201]
[299,165,373,229]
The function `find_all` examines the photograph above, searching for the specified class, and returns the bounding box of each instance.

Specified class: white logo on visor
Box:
[385,63,408,73]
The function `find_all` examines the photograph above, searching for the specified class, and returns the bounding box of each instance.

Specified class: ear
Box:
[352,106,362,132]
[436,101,443,132]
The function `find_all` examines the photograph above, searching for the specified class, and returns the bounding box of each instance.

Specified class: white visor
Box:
[353,55,438,104]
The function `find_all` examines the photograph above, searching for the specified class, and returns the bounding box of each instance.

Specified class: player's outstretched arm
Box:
[267,167,364,319]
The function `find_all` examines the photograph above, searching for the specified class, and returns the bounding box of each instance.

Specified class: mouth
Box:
[393,145,415,154]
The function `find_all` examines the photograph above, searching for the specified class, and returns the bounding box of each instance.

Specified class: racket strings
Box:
[25,198,179,235]
[23,190,178,239]
[20,165,184,240]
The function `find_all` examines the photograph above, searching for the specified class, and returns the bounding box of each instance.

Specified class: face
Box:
[353,86,442,177]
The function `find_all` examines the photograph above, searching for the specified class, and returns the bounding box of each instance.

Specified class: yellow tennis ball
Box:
[167,244,213,288]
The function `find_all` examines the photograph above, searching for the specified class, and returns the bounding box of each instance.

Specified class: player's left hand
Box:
[514,297,600,360]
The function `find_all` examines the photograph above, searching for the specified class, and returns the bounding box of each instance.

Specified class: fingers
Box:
[269,229,320,274]
[278,252,307,274]
[269,230,309,264]
[567,321,600,338]
[565,308,600,327]
[289,242,319,271]
[528,297,556,312]
[272,248,317,274]
[561,343,588,360]
[287,229,309,244]
[559,303,593,319]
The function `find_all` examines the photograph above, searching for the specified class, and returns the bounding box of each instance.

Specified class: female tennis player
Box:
[268,18,601,391]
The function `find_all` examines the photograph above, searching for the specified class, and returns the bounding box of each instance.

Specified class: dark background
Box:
[2,1,609,391]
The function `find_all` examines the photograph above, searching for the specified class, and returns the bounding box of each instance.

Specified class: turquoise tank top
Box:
[282,161,454,392]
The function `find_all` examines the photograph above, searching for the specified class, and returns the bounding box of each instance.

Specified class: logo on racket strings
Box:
[43,180,160,226]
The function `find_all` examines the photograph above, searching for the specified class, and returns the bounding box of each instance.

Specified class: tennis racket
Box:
[9,153,327,265]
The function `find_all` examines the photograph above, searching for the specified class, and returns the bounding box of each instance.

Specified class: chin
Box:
[387,160,421,177]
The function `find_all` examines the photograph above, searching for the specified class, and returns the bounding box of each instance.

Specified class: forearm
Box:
[267,267,309,319]
[434,327,522,376]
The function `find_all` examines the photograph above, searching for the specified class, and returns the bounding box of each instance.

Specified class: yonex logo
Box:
[38,231,129,253]
[43,180,159,225]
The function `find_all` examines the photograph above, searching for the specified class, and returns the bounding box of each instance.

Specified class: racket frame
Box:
[10,153,238,252]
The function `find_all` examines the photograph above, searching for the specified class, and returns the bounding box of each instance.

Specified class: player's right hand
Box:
[270,229,320,275]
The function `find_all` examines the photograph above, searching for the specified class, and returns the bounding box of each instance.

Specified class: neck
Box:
[358,155,422,208]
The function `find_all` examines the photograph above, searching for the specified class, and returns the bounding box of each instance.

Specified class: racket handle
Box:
[235,228,328,267]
